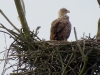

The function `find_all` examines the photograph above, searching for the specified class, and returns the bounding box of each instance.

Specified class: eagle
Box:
[50,8,71,41]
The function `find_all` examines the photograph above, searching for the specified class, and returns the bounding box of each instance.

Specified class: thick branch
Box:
[14,0,30,39]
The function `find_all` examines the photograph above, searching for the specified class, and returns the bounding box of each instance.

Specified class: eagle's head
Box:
[58,8,70,18]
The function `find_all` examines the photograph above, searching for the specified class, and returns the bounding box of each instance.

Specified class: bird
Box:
[50,8,71,41]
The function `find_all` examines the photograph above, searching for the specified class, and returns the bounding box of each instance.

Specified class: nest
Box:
[3,37,100,75]
[0,1,100,75]
[0,24,100,75]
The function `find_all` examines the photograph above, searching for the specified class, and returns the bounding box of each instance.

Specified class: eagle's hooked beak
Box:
[67,10,70,13]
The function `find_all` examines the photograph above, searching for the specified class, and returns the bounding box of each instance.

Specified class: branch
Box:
[0,10,20,33]
[74,27,87,75]
[14,0,30,39]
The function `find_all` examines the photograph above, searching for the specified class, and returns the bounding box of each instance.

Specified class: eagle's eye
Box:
[64,9,68,13]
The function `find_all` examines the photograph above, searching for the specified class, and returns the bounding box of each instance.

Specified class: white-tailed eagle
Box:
[50,8,71,41]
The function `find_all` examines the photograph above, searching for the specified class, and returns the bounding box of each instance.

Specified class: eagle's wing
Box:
[50,18,70,40]
[50,19,59,40]
[56,19,68,33]
[56,18,71,40]
[63,21,71,39]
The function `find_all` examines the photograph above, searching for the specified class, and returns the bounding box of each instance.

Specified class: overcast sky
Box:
[0,0,100,74]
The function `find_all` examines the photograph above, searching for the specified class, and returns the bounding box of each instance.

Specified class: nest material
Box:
[0,22,99,74]
[8,38,100,75]
[0,1,100,75]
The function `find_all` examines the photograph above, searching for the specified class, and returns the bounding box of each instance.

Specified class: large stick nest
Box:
[7,37,100,75]
[0,17,100,75]
[0,1,100,75]
[0,23,100,75]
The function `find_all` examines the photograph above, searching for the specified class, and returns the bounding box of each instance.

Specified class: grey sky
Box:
[0,0,100,74]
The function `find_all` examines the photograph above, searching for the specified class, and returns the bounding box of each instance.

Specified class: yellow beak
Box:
[67,10,70,13]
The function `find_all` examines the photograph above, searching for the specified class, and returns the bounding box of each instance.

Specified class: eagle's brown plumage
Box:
[50,8,71,41]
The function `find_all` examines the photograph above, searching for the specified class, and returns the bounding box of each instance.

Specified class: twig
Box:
[0,50,8,54]
[62,53,74,75]
[0,10,20,33]
[1,47,10,75]
[0,30,14,38]
[74,27,87,75]
[56,47,64,68]
[74,27,85,57]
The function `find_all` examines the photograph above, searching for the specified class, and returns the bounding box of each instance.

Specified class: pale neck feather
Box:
[58,14,69,19]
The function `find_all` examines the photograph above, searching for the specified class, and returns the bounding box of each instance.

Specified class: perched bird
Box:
[50,8,71,41]
[96,18,100,39]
